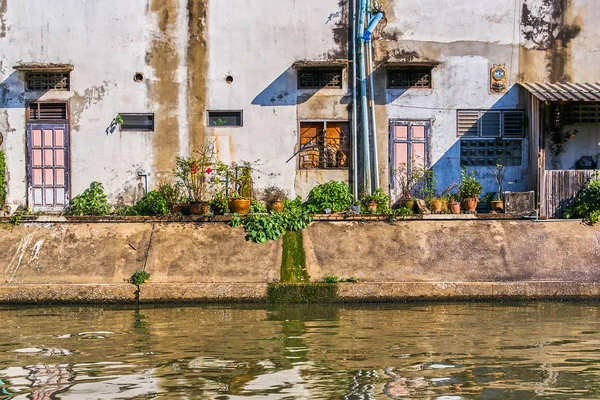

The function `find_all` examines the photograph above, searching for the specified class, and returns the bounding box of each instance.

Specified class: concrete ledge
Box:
[0,284,137,304]
[140,283,268,303]
[2,282,600,304]
[337,282,600,301]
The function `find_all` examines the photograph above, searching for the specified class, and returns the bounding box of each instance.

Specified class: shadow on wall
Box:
[0,71,26,108]
[427,85,530,198]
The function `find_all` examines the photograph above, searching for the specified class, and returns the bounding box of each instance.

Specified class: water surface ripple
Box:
[1,303,599,399]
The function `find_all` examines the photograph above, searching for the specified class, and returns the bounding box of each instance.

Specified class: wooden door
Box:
[27,124,69,211]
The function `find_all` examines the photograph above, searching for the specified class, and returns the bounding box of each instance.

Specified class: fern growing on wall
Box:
[0,150,7,207]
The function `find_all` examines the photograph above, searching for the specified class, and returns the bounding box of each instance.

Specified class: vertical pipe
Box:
[358,0,371,195]
[367,37,380,190]
[351,0,358,199]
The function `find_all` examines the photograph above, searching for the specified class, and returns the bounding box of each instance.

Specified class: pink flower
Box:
[205,167,213,174]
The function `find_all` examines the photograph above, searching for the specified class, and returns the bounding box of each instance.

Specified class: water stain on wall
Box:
[147,0,180,174]
[186,0,208,152]
[70,84,109,131]
[520,0,581,82]
[0,0,7,38]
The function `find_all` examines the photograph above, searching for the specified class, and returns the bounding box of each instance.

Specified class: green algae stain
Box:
[280,231,309,283]
[268,283,338,304]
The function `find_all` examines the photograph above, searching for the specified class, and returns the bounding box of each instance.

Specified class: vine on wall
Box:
[0,150,7,207]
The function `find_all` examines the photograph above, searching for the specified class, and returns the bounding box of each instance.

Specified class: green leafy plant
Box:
[212,118,227,126]
[230,213,242,227]
[132,191,169,216]
[115,114,124,125]
[157,179,183,212]
[174,141,216,203]
[250,200,268,213]
[459,168,483,199]
[361,188,392,214]
[565,174,600,224]
[130,270,150,286]
[243,213,285,243]
[68,182,111,216]
[305,181,354,214]
[394,206,412,216]
[0,150,6,208]
[392,158,430,200]
[209,193,229,215]
[322,274,357,283]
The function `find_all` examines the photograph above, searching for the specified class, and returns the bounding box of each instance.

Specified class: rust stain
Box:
[147,0,180,174]
[0,0,6,38]
[186,0,208,152]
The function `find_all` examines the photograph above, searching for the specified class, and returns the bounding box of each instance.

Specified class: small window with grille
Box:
[562,103,600,124]
[387,68,432,89]
[120,113,154,131]
[28,102,68,121]
[457,109,525,167]
[297,68,343,89]
[298,121,350,169]
[25,72,70,91]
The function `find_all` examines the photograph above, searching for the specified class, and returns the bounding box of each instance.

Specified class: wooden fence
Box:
[542,170,597,218]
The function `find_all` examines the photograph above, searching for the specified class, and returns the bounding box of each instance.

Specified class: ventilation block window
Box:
[562,103,600,124]
[298,121,350,169]
[207,111,243,127]
[387,68,432,89]
[26,72,70,91]
[297,68,343,89]
[28,102,68,121]
[457,110,525,167]
[120,114,154,131]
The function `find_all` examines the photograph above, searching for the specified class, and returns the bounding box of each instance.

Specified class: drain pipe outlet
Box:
[363,12,384,41]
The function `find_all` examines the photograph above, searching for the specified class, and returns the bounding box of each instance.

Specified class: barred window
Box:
[387,68,432,89]
[28,102,68,121]
[297,68,343,89]
[26,72,70,91]
[299,121,350,169]
[458,110,525,166]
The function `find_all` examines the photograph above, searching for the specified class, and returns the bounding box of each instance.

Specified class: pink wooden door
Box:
[390,120,429,200]
[27,124,69,211]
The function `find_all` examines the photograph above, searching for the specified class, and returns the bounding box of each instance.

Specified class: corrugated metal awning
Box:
[520,82,600,102]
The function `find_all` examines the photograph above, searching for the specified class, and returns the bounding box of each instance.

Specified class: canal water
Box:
[1,302,600,399]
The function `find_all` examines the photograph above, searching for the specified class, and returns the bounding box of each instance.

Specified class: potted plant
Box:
[209,192,229,215]
[173,142,216,215]
[447,193,461,214]
[262,185,289,213]
[459,168,482,212]
[157,179,183,214]
[361,188,391,214]
[392,161,428,212]
[490,163,506,213]
[215,161,254,215]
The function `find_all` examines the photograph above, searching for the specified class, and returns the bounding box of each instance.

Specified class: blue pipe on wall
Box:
[358,0,371,195]
[363,12,384,41]
[351,0,359,199]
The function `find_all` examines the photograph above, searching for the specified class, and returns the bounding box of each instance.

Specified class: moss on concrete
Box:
[268,283,338,303]
[280,231,309,283]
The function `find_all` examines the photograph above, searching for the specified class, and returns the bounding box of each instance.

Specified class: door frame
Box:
[26,123,71,212]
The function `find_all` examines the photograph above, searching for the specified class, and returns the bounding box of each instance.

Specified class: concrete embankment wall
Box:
[1,219,599,303]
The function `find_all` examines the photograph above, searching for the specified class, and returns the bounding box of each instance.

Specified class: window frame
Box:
[296,67,344,90]
[27,101,69,122]
[206,110,244,128]
[386,67,433,89]
[119,113,155,132]
[297,120,351,170]
[457,109,525,167]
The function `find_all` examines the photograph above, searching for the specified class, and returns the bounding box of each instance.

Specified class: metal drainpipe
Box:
[367,22,380,190]
[351,0,359,199]
[358,0,371,195]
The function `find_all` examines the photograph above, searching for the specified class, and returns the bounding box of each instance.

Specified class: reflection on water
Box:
[1,303,600,399]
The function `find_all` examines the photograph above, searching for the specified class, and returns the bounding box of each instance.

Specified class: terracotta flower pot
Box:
[462,197,478,212]
[169,204,183,214]
[189,201,209,215]
[367,201,378,213]
[269,200,285,213]
[228,198,251,215]
[491,200,504,213]
[429,199,443,213]
[449,201,461,214]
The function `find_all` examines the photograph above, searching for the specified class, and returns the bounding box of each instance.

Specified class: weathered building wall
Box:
[373,0,528,198]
